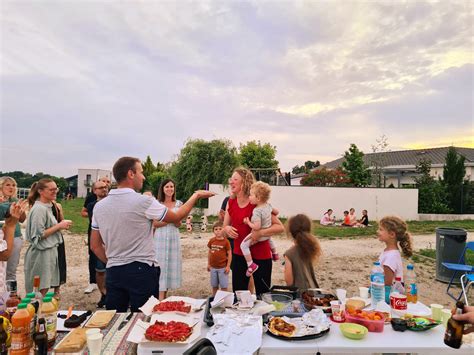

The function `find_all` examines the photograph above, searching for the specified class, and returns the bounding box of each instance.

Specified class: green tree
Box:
[415,159,451,213]
[239,141,278,182]
[239,141,278,169]
[141,155,167,192]
[304,160,320,172]
[171,139,240,202]
[341,144,370,187]
[442,147,466,213]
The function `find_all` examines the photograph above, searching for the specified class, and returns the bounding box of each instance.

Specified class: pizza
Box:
[145,321,193,342]
[268,317,296,337]
[153,301,191,313]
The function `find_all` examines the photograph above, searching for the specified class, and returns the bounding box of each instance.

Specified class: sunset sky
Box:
[1,1,473,176]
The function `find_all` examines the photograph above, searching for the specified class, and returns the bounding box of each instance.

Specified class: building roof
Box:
[322,146,474,169]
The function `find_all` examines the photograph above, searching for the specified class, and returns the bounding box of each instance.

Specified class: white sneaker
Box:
[84,283,98,294]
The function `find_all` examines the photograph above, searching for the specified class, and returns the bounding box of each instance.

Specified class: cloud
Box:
[1,1,472,175]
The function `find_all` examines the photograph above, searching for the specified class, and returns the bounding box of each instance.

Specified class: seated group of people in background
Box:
[320,208,369,227]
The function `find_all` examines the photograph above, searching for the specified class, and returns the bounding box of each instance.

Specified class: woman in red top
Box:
[223,167,284,294]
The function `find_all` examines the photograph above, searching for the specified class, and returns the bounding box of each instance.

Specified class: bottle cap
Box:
[374,261,380,266]
[26,292,35,298]
[395,277,402,281]
[21,298,31,303]
[407,264,414,270]
[45,292,55,298]
[17,303,27,309]
[43,296,52,302]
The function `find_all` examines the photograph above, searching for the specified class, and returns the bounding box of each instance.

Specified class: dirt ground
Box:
[14,231,473,310]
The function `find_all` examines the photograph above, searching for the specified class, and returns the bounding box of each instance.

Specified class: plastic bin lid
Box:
[435,227,467,235]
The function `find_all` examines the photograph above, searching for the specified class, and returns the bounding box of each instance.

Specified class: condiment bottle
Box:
[33,318,48,355]
[45,292,58,310]
[5,281,21,320]
[32,277,42,308]
[444,301,465,349]
[40,297,56,346]
[20,300,35,347]
[10,303,31,355]
[0,317,8,355]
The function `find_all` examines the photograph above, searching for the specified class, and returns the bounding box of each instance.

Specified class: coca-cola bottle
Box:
[390,277,407,318]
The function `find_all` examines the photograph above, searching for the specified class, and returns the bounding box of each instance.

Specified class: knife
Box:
[118,312,133,331]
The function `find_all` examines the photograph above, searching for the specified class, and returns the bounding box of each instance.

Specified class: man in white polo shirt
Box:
[91,156,214,312]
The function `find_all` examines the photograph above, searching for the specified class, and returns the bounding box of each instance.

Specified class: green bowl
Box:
[340,323,368,340]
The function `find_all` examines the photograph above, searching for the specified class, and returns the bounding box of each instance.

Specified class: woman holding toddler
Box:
[223,168,284,295]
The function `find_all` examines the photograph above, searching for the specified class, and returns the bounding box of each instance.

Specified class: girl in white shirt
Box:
[376,216,413,300]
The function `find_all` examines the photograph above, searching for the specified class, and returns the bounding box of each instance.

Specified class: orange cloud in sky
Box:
[403,135,474,150]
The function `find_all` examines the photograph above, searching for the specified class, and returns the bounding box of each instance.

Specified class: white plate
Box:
[56,310,92,332]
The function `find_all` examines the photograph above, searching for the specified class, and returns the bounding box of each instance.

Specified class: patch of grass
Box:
[416,248,474,265]
[61,198,89,235]
[406,220,474,235]
[60,198,474,239]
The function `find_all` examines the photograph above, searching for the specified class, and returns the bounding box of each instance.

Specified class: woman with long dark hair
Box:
[153,179,183,300]
[24,179,72,295]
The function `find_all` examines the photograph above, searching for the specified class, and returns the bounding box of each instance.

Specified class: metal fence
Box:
[17,188,30,200]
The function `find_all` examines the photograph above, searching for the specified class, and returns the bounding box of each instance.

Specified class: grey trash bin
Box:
[436,227,467,284]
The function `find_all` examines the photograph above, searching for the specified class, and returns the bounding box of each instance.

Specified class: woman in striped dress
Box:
[153,179,183,300]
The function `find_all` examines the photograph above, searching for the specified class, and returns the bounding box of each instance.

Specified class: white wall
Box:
[207,184,419,221]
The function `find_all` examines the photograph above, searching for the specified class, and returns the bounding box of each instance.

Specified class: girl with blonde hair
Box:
[377,215,413,292]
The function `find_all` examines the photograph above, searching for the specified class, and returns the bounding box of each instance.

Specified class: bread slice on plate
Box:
[85,310,116,329]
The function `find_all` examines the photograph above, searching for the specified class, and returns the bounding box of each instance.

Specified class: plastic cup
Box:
[431,304,443,321]
[336,289,347,303]
[441,309,451,327]
[87,332,103,355]
[359,287,369,299]
[86,328,101,337]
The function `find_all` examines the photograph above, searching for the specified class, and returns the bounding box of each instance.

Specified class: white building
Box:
[77,169,112,197]
[321,146,474,188]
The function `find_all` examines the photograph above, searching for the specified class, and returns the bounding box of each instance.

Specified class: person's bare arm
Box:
[153,220,168,228]
[43,220,72,238]
[0,202,26,261]
[284,256,293,286]
[250,214,284,242]
[244,217,261,231]
[81,207,88,218]
[271,207,279,216]
[383,265,395,286]
[223,206,238,239]
[161,191,214,223]
[90,229,107,264]
[225,248,232,274]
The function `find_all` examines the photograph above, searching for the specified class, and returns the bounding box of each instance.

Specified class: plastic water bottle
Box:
[406,264,418,303]
[390,277,407,318]
[370,261,385,307]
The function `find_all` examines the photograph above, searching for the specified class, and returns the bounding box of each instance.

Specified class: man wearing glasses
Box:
[86,181,109,308]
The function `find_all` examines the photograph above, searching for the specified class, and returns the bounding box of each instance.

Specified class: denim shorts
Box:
[210,267,228,288]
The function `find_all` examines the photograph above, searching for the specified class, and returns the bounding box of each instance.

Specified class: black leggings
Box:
[232,254,272,295]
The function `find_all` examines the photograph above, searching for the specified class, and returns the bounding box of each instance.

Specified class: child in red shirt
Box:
[207,222,232,296]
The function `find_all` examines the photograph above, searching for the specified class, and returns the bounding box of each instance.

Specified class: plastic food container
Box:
[261,293,292,311]
[344,311,385,332]
[340,323,368,340]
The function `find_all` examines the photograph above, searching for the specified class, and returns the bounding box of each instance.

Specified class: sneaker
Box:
[272,253,280,262]
[84,283,98,294]
[246,263,259,277]
[97,294,106,308]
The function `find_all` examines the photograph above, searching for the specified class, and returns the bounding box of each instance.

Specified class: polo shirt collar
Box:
[108,187,136,195]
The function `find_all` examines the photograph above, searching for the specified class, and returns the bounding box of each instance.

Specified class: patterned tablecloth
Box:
[54,312,145,354]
